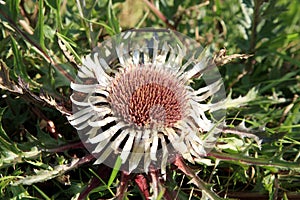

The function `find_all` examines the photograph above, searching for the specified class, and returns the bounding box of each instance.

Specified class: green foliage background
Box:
[0,0,299,199]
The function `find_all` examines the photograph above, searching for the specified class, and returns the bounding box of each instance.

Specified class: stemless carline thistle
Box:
[68,29,225,174]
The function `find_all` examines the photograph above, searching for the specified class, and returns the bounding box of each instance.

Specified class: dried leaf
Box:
[213,48,253,67]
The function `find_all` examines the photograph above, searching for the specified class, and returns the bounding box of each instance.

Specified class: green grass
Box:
[0,0,299,199]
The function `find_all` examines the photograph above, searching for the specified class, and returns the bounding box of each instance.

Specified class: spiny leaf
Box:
[12,158,79,185]
[210,87,258,112]
[56,32,81,65]
[0,146,41,168]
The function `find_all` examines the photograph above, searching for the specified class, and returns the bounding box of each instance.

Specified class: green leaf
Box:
[36,0,45,50]
[262,174,275,198]
[107,156,122,187]
[11,36,30,82]
[81,17,115,36]
[45,0,63,30]
[8,185,35,200]
[7,0,21,22]
[32,185,51,200]
[0,36,11,53]
[89,168,115,197]
[0,107,12,144]
[107,0,120,34]
[260,69,300,93]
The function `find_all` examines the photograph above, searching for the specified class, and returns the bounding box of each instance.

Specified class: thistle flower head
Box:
[68,28,226,173]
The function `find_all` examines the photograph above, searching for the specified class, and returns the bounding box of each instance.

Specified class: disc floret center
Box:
[109,67,187,129]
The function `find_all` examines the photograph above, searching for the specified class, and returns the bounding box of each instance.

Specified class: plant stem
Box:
[173,155,224,200]
[134,174,150,199]
[46,141,84,152]
[142,0,175,30]
[117,171,131,200]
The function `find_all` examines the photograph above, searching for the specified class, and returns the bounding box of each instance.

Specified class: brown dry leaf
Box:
[213,48,253,67]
